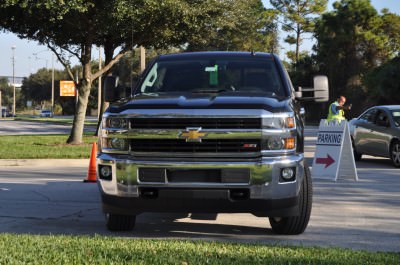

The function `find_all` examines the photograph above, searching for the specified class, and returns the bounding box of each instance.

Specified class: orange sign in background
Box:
[60,81,76,96]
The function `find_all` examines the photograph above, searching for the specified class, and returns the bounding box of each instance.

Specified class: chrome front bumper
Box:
[97,154,305,201]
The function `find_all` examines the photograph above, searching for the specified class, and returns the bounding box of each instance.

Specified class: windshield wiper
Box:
[191,89,227,94]
[134,92,160,97]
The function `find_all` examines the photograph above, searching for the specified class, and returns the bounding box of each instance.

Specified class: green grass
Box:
[0,234,398,265]
[15,116,98,126]
[0,134,97,159]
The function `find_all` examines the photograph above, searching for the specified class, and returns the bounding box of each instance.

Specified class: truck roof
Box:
[157,51,276,61]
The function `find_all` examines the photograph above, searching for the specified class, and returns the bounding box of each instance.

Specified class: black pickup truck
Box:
[97,51,328,234]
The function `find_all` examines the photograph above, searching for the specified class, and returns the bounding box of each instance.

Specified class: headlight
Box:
[109,138,128,150]
[105,118,128,129]
[267,137,284,150]
[266,137,296,150]
[262,117,284,129]
[262,115,295,129]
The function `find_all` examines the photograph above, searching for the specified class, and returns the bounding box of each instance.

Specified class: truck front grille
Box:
[138,168,250,184]
[130,118,261,129]
[131,139,261,153]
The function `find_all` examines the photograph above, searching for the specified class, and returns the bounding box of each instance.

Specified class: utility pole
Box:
[11,45,16,116]
[140,46,146,72]
[51,54,55,114]
[98,46,102,119]
[0,90,2,118]
[75,70,79,104]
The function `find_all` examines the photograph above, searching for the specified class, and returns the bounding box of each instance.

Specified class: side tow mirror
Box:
[294,76,329,102]
[103,76,119,102]
[313,75,329,102]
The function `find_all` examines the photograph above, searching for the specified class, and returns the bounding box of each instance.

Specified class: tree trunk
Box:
[66,79,92,144]
[67,41,127,141]
[295,24,300,64]
[67,45,92,144]
[94,41,114,136]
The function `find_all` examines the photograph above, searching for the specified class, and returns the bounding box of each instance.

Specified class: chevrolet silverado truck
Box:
[98,51,328,234]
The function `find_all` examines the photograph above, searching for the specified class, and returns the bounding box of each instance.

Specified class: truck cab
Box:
[98,52,328,234]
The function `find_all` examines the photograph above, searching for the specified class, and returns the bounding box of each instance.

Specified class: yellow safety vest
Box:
[327,101,345,122]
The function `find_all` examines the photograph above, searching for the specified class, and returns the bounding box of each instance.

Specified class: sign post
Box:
[311,120,358,181]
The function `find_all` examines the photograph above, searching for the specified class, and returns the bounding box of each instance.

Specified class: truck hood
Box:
[108,93,292,113]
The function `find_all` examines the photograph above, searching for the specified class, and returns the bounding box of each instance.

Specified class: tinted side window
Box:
[391,110,400,127]
[359,109,377,123]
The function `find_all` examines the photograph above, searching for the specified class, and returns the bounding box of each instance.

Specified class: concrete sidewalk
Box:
[0,159,88,167]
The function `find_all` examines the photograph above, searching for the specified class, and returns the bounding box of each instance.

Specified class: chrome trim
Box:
[104,110,296,129]
[102,129,293,139]
[101,109,297,156]
[103,109,271,118]
[129,151,261,158]
[102,148,129,154]
[97,153,304,199]
[129,129,261,139]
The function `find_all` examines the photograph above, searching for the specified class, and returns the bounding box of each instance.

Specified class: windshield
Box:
[139,58,285,97]
[391,110,400,127]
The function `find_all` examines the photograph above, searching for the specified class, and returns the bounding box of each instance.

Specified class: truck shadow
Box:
[0,180,275,237]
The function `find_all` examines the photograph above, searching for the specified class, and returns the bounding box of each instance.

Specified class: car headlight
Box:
[262,116,295,129]
[266,137,296,150]
[100,137,129,153]
[104,117,128,129]
[267,137,284,150]
[109,138,128,150]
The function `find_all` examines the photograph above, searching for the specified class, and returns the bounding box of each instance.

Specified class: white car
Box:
[40,110,53,118]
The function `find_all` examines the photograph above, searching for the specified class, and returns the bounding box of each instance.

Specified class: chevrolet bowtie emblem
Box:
[180,127,207,142]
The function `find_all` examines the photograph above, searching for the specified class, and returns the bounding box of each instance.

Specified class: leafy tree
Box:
[0,77,14,110]
[314,0,391,108]
[286,50,310,67]
[1,0,247,144]
[375,9,400,59]
[22,69,61,105]
[111,47,182,87]
[313,0,400,116]
[363,57,400,104]
[187,0,279,52]
[270,0,327,63]
[20,68,78,114]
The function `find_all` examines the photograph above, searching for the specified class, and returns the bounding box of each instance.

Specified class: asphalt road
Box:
[0,119,95,135]
[0,125,399,252]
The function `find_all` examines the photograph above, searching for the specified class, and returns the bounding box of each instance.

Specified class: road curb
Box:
[0,159,88,167]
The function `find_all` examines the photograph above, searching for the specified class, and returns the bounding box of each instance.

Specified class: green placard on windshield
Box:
[205,65,218,86]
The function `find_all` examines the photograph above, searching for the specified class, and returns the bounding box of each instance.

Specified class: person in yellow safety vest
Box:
[327,96,352,123]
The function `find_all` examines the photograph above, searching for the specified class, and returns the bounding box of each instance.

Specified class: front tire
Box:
[106,213,136,231]
[390,141,400,168]
[352,139,362,161]
[269,165,312,235]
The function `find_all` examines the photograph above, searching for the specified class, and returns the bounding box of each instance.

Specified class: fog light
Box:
[280,167,295,182]
[99,165,112,180]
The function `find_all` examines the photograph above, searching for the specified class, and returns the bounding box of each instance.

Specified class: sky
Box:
[1,0,399,78]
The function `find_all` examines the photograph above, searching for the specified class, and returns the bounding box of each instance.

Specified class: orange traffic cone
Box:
[84,142,97,183]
